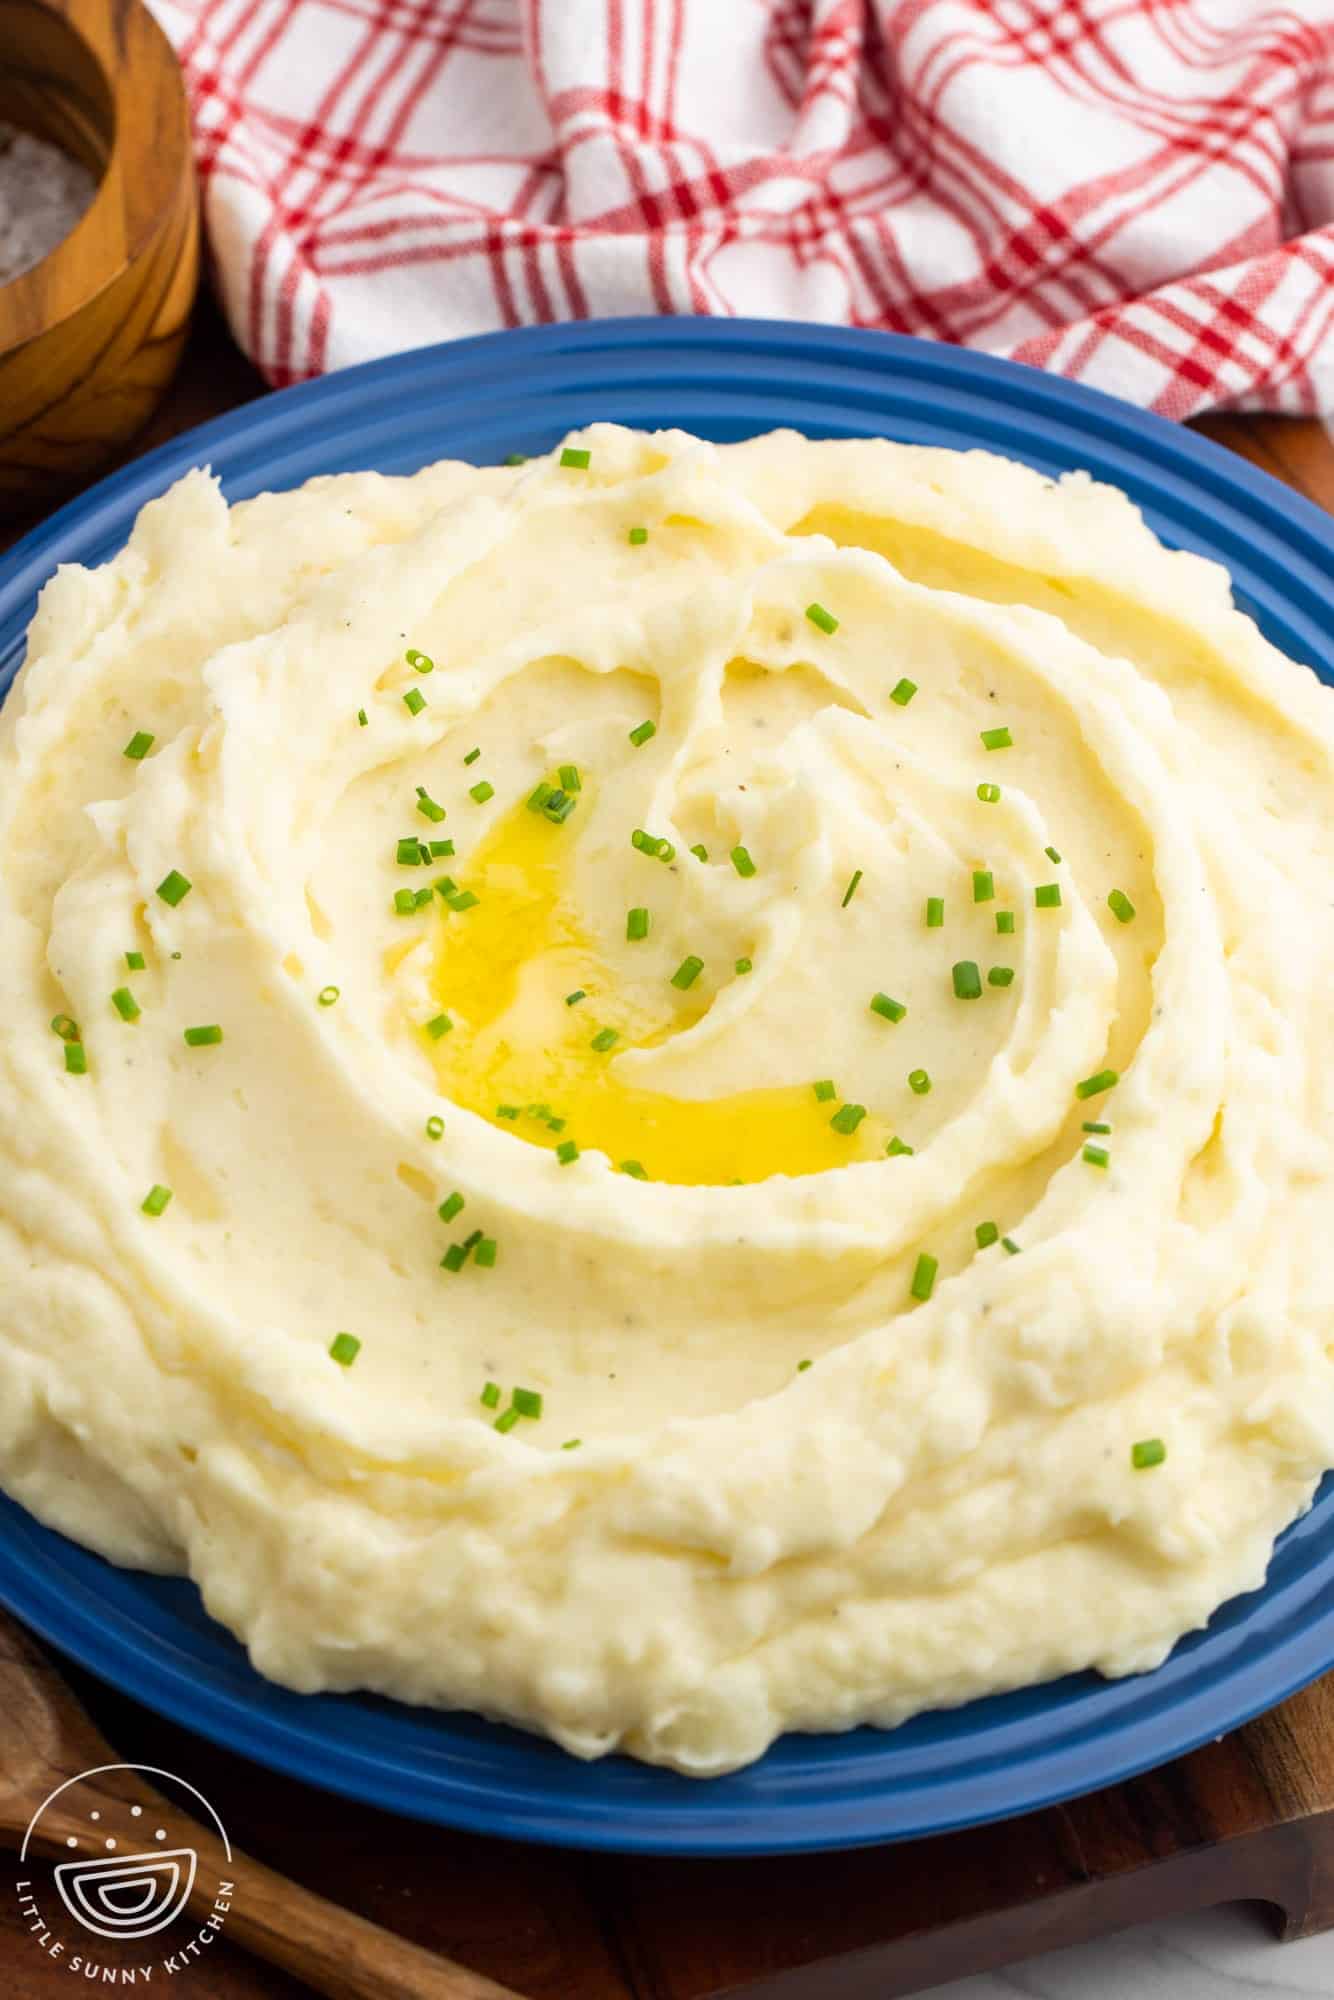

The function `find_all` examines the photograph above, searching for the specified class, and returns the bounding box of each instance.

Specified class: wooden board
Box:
[3,306,1334,2000]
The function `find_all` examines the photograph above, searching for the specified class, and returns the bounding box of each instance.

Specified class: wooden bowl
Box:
[0,0,200,514]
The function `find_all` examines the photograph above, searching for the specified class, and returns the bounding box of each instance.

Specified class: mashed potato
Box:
[2,424,1333,1774]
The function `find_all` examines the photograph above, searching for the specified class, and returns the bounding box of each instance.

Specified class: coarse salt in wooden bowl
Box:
[0,0,199,514]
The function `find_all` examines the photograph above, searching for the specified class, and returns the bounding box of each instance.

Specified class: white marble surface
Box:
[924,1904,1334,1998]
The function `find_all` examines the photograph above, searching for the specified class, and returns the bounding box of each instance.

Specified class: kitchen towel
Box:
[148,0,1334,416]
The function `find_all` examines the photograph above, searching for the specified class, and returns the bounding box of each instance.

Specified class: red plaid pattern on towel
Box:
[148,0,1334,415]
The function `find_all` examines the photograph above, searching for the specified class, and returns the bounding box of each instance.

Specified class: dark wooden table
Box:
[4,301,1334,2000]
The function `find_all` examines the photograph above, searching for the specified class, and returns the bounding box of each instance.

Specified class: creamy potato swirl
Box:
[2,424,1334,1775]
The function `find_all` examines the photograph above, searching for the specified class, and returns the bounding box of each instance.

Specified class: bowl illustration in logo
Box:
[54,1847,197,1940]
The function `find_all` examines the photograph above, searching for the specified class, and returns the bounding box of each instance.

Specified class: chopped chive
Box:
[1108,889,1136,924]
[142,1184,173,1217]
[562,1438,582,1449]
[357,708,369,727]
[406,649,433,675]
[655,839,675,862]
[64,1041,88,1074]
[556,1139,580,1165]
[926,896,944,928]
[156,869,193,907]
[626,906,649,942]
[1034,882,1062,908]
[512,1386,542,1418]
[547,1117,566,1132]
[469,780,495,804]
[544,789,577,823]
[977,782,1001,803]
[447,889,479,913]
[560,447,591,469]
[996,910,1015,934]
[1002,1236,1022,1254]
[432,876,458,902]
[558,764,581,793]
[972,869,994,903]
[988,966,1015,987]
[126,950,146,971]
[1045,845,1062,864]
[590,1027,618,1052]
[813,1079,837,1102]
[463,747,482,766]
[890,677,917,707]
[184,1025,223,1047]
[980,726,1013,750]
[528,781,554,813]
[403,688,427,716]
[329,1332,361,1366]
[123,730,155,761]
[952,960,982,1000]
[425,1013,453,1040]
[628,526,648,545]
[805,601,839,635]
[870,992,906,1023]
[797,1359,813,1372]
[439,1192,465,1223]
[631,828,653,852]
[397,837,423,866]
[50,1013,80,1041]
[496,1104,520,1119]
[414,886,434,909]
[842,869,863,908]
[565,989,587,1006]
[494,1405,521,1432]
[629,718,657,747]
[426,1115,445,1140]
[731,845,757,878]
[671,955,704,990]
[441,1244,466,1272]
[830,1102,866,1134]
[417,842,433,866]
[111,987,140,1022]
[620,1159,647,1178]
[504,452,528,466]
[429,839,454,858]
[975,1220,999,1248]
[475,1237,497,1268]
[1131,1438,1167,1470]
[734,956,752,975]
[886,1135,914,1156]
[481,1380,501,1408]
[416,789,446,823]
[910,1252,938,1302]
[1075,1068,1119,1100]
[908,1068,931,1095]
[1083,1120,1112,1134]
[1083,1143,1110,1168]
[690,843,709,862]
[393,888,418,914]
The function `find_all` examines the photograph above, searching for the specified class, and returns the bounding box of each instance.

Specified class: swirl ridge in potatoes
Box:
[2,424,1333,1775]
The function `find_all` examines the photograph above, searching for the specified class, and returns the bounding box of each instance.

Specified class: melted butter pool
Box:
[422,794,875,1185]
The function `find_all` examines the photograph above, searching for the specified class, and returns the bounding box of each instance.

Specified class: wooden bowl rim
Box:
[0,0,194,357]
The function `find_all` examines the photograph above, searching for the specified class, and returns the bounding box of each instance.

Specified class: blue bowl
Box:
[2,319,1333,1855]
